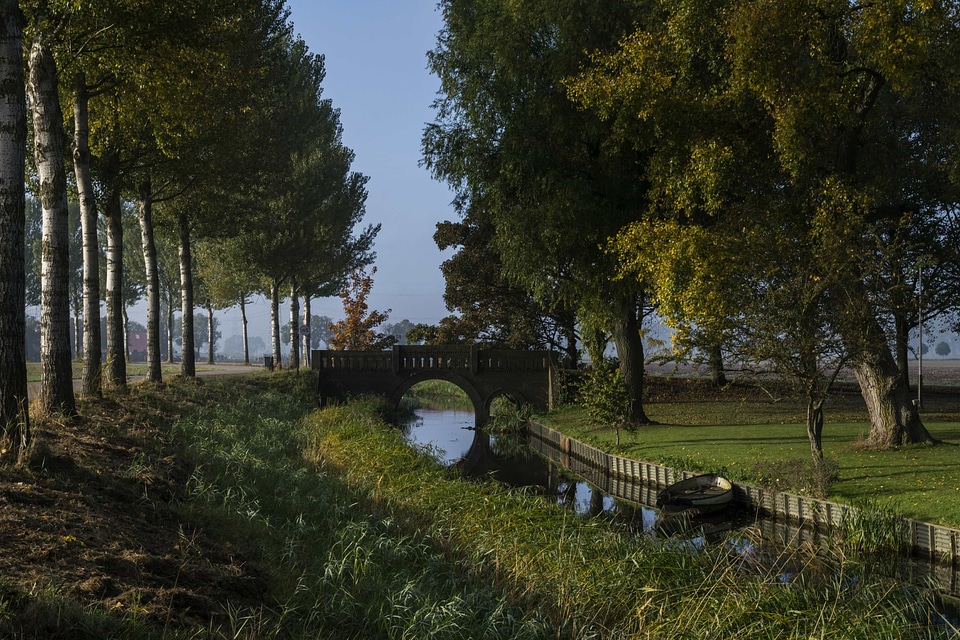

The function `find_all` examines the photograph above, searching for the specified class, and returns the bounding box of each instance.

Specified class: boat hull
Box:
[656,474,733,514]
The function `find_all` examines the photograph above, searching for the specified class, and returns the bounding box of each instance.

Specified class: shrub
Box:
[579,361,631,429]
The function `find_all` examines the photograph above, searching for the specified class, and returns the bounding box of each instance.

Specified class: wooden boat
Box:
[656,474,733,514]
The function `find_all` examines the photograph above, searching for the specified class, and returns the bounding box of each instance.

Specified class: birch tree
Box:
[0,0,29,460]
[27,30,74,414]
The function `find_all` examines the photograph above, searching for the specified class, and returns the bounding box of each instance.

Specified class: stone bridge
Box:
[312,345,558,426]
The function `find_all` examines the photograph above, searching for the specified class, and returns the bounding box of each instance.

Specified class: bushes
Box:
[579,361,631,429]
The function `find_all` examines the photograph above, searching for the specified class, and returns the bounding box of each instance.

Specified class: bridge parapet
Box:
[312,346,557,425]
[313,346,553,375]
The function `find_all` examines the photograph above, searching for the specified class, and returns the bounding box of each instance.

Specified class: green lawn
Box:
[538,378,960,528]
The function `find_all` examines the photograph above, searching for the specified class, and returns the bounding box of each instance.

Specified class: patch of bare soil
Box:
[0,390,269,633]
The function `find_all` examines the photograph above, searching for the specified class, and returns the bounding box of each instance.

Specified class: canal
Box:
[399,400,960,610]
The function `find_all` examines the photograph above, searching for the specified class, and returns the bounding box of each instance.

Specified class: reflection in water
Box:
[399,407,476,464]
[400,407,661,531]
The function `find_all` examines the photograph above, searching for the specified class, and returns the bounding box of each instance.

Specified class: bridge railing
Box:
[312,346,555,375]
[313,350,393,372]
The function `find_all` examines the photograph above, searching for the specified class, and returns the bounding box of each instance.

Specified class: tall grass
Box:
[7,374,945,638]
[171,376,546,639]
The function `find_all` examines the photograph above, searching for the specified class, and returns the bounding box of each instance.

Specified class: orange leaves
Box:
[327,266,397,351]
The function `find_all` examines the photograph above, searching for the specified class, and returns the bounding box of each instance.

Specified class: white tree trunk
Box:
[104,187,126,387]
[138,177,161,382]
[28,34,75,415]
[165,302,175,364]
[302,295,312,368]
[0,0,29,458]
[206,301,215,364]
[178,213,195,377]
[289,281,300,370]
[270,279,281,369]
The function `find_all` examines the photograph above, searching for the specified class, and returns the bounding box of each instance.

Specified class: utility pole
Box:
[917,268,923,412]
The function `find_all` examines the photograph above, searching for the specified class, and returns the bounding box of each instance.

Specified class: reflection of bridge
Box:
[312,345,558,426]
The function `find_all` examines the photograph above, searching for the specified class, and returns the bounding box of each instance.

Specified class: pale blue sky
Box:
[282,1,455,326]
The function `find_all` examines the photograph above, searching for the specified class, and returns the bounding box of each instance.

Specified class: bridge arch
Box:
[389,370,488,425]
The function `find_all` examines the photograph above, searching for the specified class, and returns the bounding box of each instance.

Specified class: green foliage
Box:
[836,499,909,557]
[485,398,531,435]
[579,361,631,428]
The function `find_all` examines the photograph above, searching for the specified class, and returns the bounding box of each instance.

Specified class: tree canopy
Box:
[568,0,960,446]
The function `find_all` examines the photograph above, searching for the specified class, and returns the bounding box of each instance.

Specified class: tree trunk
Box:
[561,309,579,370]
[103,182,126,388]
[0,0,29,460]
[165,302,175,364]
[893,310,911,391]
[206,301,215,364]
[138,177,161,382]
[178,213,195,377]
[270,279,281,369]
[122,306,130,357]
[806,397,824,461]
[72,70,101,397]
[846,312,936,447]
[302,296,311,369]
[289,281,300,370]
[240,297,249,365]
[610,295,651,424]
[28,34,75,415]
[709,343,727,387]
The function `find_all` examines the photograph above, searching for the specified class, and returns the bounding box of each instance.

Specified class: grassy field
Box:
[25,361,232,382]
[538,374,960,528]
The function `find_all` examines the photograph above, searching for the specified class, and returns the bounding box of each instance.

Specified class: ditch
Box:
[399,404,960,628]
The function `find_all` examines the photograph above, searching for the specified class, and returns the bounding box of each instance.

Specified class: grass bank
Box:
[537,377,960,527]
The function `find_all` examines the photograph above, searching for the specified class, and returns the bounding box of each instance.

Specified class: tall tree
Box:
[196,237,259,365]
[234,36,376,368]
[0,0,29,460]
[27,28,74,414]
[70,69,102,395]
[424,0,653,422]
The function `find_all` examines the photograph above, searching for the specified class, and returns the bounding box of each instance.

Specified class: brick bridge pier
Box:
[312,345,558,426]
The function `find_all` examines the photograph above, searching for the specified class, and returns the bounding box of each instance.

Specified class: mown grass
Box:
[537,379,960,527]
